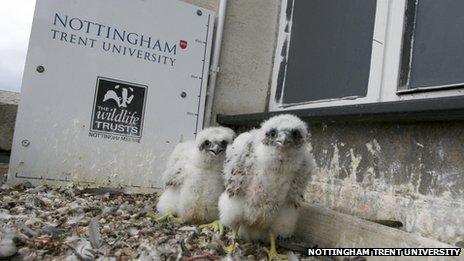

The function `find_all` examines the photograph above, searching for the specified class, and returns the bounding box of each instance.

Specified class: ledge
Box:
[217,95,464,127]
[296,204,460,254]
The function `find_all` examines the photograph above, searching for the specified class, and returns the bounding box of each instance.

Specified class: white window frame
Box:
[269,0,464,112]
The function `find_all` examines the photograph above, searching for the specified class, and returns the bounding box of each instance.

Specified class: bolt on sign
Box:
[8,0,214,189]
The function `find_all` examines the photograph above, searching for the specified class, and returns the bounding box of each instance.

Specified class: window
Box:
[276,0,376,104]
[399,0,464,93]
[269,0,464,112]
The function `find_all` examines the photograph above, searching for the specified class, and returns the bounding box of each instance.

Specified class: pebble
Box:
[0,238,17,258]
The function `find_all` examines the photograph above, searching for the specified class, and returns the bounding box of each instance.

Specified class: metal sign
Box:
[8,0,214,189]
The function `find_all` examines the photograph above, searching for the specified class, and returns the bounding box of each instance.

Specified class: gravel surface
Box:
[0,184,325,260]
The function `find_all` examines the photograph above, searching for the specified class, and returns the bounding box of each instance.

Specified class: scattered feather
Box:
[73,239,95,260]
[88,218,102,249]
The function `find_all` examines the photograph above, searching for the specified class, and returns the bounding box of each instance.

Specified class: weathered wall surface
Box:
[211,0,279,118]
[183,0,280,122]
[0,163,8,184]
[0,91,20,151]
[306,121,464,246]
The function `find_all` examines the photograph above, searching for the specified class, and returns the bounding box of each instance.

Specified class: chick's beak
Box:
[275,132,290,147]
[208,144,224,156]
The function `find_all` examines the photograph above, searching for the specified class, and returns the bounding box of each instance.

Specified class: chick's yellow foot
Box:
[222,229,238,254]
[223,242,238,254]
[199,220,224,235]
[264,247,287,261]
[151,212,183,223]
[265,233,287,260]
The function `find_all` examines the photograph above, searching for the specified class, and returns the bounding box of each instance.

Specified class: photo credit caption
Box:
[307,248,461,257]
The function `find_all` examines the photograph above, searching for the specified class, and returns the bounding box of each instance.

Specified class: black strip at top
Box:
[217,95,464,127]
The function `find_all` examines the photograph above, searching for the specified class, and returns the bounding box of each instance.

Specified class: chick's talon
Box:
[265,233,287,260]
[222,228,238,254]
[223,242,238,254]
[152,212,183,223]
[171,216,184,223]
[198,220,224,235]
[264,247,287,261]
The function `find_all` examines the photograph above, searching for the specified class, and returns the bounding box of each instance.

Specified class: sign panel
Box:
[8,0,214,189]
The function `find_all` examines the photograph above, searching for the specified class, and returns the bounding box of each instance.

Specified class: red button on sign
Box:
[180,40,188,49]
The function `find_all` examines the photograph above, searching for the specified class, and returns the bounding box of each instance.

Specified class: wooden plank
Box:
[295,204,462,260]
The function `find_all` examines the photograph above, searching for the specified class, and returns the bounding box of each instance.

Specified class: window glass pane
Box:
[409,0,464,88]
[281,0,377,104]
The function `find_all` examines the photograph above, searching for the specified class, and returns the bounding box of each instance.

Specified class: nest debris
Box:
[0,183,330,260]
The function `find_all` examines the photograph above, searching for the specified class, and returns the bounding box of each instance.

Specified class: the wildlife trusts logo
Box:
[89,77,147,143]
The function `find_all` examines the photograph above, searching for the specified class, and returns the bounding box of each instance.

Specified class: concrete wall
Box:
[183,0,280,122]
[305,121,464,246]
[211,0,279,118]
[0,90,20,151]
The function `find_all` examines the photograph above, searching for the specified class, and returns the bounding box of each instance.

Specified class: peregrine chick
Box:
[156,127,235,224]
[218,114,312,259]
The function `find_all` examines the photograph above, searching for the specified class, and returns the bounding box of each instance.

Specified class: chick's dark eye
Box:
[204,140,210,146]
[268,129,277,138]
[291,130,301,138]
[221,140,228,146]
